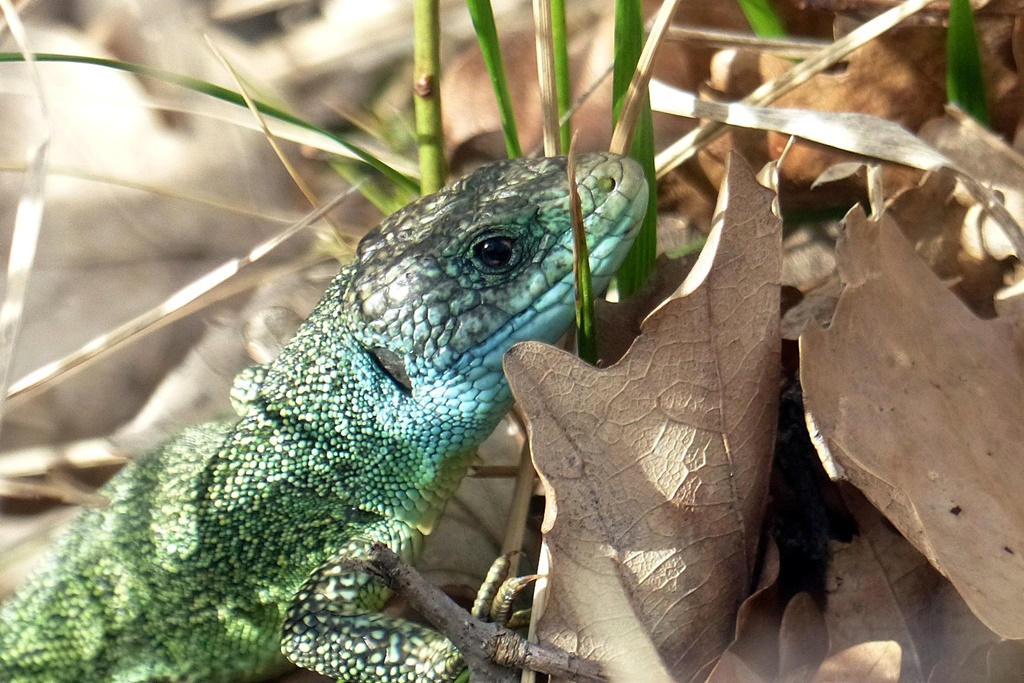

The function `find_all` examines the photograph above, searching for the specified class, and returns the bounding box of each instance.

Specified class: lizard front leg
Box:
[281,531,464,683]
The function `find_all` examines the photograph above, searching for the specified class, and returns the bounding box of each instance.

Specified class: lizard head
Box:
[348,152,648,417]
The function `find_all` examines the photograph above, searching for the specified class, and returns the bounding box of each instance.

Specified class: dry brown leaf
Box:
[812,641,903,683]
[708,561,830,682]
[701,27,948,192]
[936,637,1024,683]
[801,208,1024,639]
[707,652,773,683]
[823,488,996,683]
[884,168,1007,318]
[780,278,842,341]
[778,592,829,679]
[706,543,785,682]
[699,20,1022,199]
[504,153,781,681]
[884,169,967,277]
[919,110,1024,262]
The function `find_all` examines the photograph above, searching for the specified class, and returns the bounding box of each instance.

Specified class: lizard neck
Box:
[204,269,512,540]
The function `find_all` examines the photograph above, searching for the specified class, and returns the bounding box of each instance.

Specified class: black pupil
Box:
[475,237,515,268]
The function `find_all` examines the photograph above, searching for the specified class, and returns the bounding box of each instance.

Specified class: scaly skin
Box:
[0,153,648,683]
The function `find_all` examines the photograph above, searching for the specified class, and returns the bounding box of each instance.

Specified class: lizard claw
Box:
[471,553,541,628]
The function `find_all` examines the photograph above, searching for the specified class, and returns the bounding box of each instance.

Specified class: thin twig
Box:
[665,25,830,57]
[205,35,337,232]
[532,0,560,156]
[6,188,358,403]
[609,0,683,154]
[0,0,49,437]
[367,544,607,683]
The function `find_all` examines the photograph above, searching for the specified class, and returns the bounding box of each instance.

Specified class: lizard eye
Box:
[472,236,519,271]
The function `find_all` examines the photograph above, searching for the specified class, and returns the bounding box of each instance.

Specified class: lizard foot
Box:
[471,553,540,630]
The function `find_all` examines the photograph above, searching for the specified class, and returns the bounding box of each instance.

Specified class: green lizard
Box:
[0,152,648,683]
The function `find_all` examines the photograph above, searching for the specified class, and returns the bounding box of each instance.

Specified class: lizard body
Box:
[0,153,648,683]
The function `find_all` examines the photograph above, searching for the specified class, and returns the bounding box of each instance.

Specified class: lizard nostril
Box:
[597,176,616,193]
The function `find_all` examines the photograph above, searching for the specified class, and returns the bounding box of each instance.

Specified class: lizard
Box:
[0,151,648,683]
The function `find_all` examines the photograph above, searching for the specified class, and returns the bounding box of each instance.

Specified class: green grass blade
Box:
[946,0,989,126]
[413,0,447,194]
[567,152,597,364]
[612,0,657,298]
[330,159,418,216]
[551,0,572,152]
[615,108,657,298]
[611,0,642,124]
[737,0,787,38]
[465,0,523,158]
[0,52,419,196]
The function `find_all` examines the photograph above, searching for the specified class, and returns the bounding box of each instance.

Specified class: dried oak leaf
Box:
[919,109,1024,263]
[706,543,785,682]
[801,207,1024,639]
[706,652,771,683]
[823,487,995,683]
[706,547,830,683]
[941,638,1024,682]
[777,592,829,681]
[812,641,902,683]
[504,154,781,682]
[702,27,947,193]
